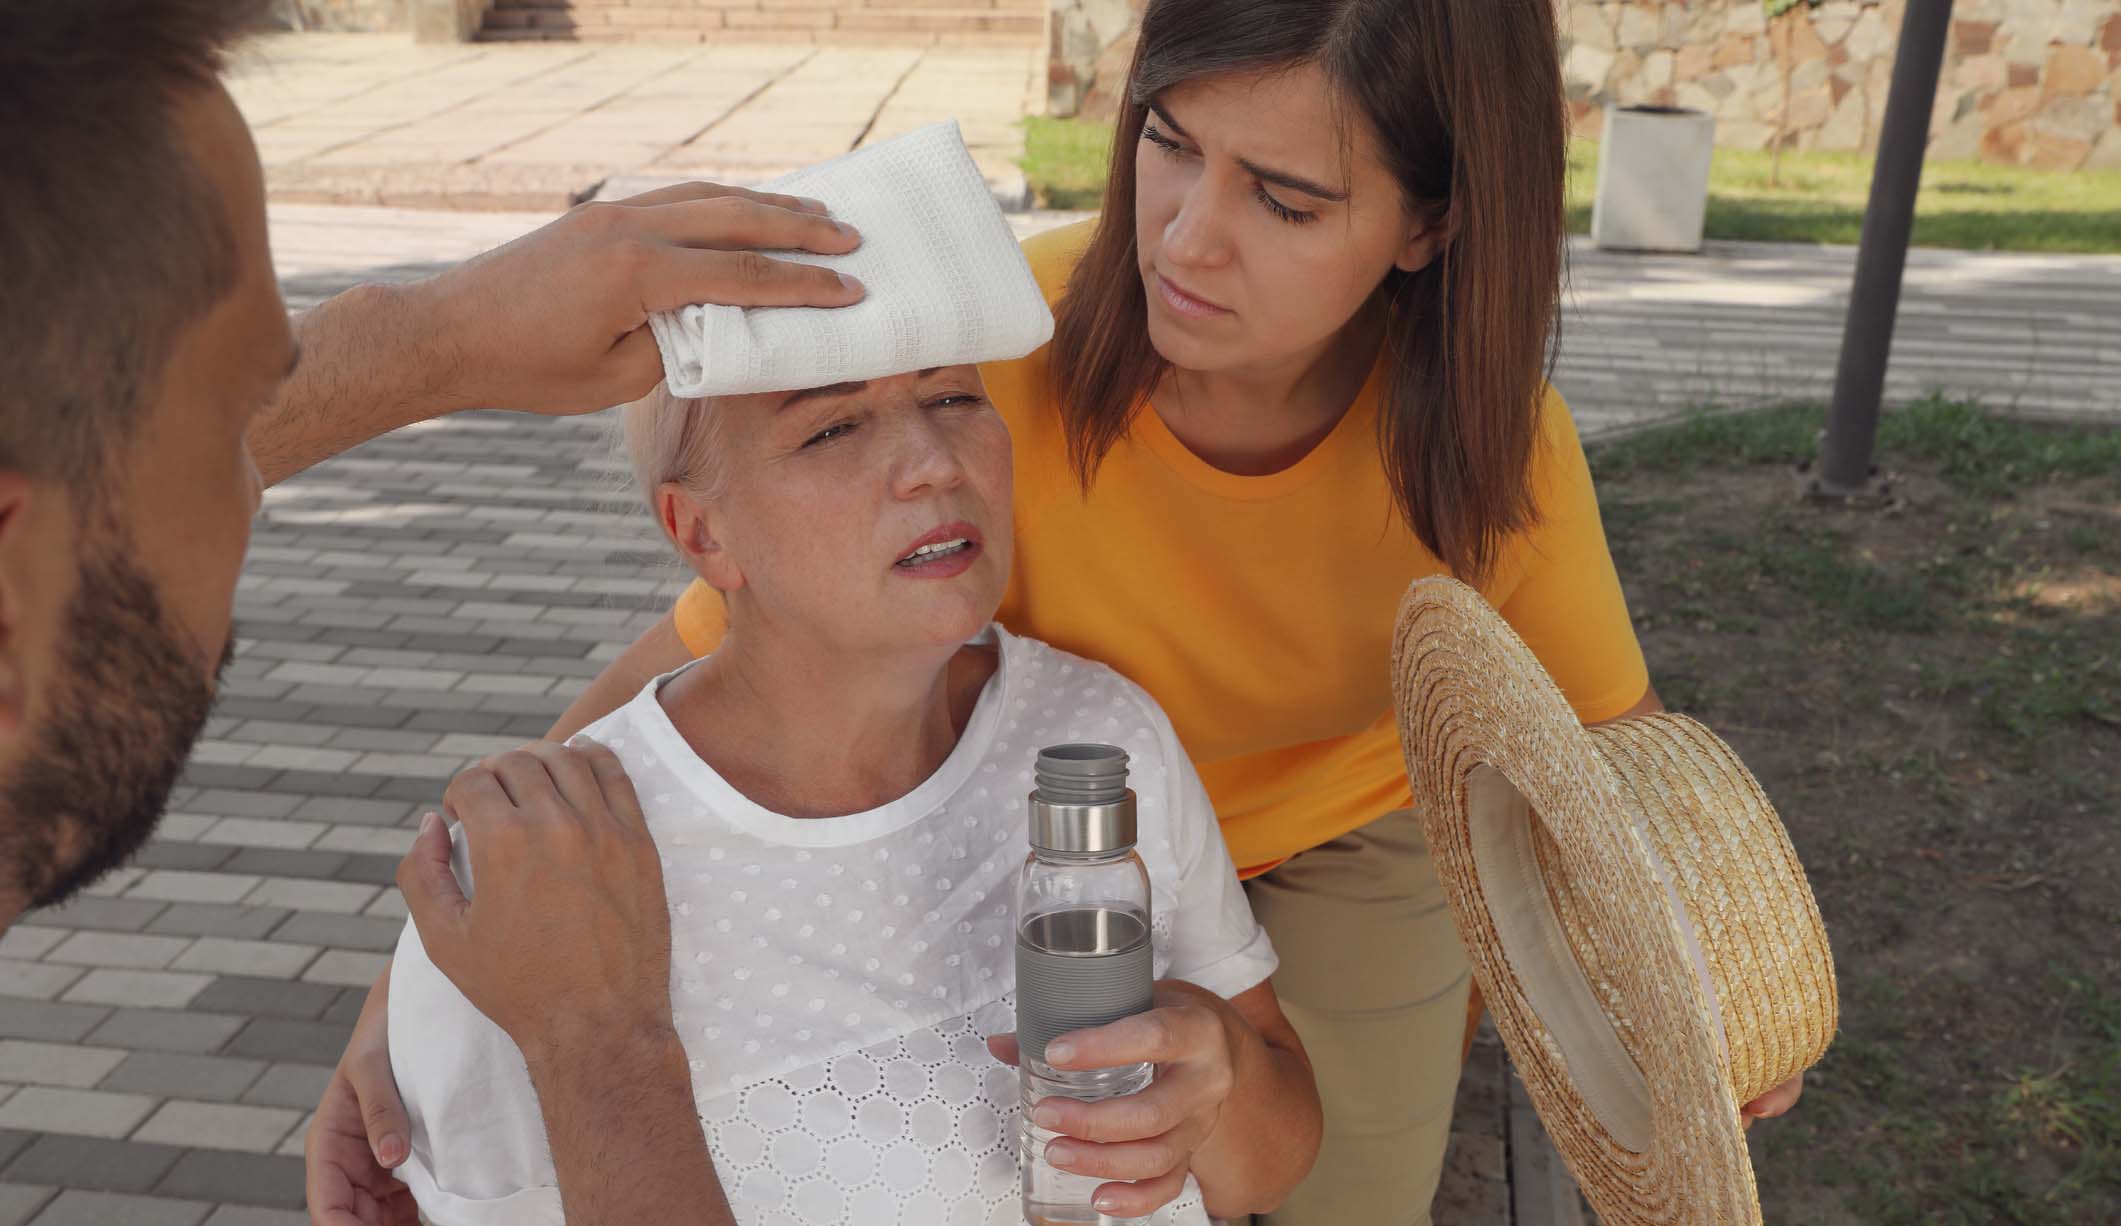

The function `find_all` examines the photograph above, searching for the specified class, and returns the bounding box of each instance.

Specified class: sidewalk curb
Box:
[267,164,1035,215]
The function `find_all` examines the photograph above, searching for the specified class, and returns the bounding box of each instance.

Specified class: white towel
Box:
[647,121,1054,399]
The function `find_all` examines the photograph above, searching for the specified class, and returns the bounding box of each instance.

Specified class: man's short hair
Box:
[0,0,271,488]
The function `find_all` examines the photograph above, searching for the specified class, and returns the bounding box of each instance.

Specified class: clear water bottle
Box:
[1015,743,1155,1226]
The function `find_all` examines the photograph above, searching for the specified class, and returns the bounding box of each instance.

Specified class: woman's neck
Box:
[1154,296,1386,476]
[658,624,997,819]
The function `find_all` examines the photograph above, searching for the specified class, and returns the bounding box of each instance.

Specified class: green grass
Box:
[1592,399,2121,739]
[1021,115,1116,211]
[1574,140,2121,253]
[1017,116,2121,253]
[1589,396,2121,495]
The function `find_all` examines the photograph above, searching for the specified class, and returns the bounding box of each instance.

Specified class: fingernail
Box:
[1045,1039,1074,1065]
[1045,1140,1076,1167]
[378,1133,406,1165]
[798,195,830,213]
[835,219,860,238]
[418,811,440,838]
[1030,1103,1063,1130]
[838,271,864,293]
[1092,1194,1119,1213]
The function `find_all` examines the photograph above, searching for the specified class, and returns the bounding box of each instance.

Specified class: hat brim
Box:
[1392,578,1759,1225]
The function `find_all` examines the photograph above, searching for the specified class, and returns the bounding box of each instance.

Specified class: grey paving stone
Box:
[187,792,304,821]
[100,1052,268,1102]
[222,1018,354,1065]
[85,1009,247,1056]
[1,1135,187,1194]
[0,1040,127,1089]
[200,1207,306,1226]
[133,1101,302,1153]
[146,905,293,942]
[218,849,348,881]
[210,700,313,724]
[60,969,211,1010]
[130,843,238,873]
[0,1133,30,1170]
[23,1189,210,1226]
[23,897,167,934]
[0,1184,53,1226]
[267,913,402,953]
[371,778,450,804]
[0,963,82,1002]
[154,1150,306,1209]
[0,1086,156,1138]
[288,796,415,826]
[320,988,371,1027]
[299,704,406,730]
[238,1064,333,1112]
[175,765,281,793]
[332,855,403,889]
[44,933,194,972]
[241,879,376,915]
[0,1001,111,1044]
[259,770,383,799]
[123,873,259,907]
[187,977,341,1023]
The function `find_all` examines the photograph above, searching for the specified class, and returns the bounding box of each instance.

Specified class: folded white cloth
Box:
[646,121,1054,399]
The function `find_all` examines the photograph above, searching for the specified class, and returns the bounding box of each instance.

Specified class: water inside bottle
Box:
[1021,906,1149,956]
[1020,906,1155,1225]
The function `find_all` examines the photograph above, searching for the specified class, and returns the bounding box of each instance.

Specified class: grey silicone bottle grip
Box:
[1015,937,1154,1067]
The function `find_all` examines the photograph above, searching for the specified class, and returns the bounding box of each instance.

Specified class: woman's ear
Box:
[658,482,744,594]
[1395,219,1446,274]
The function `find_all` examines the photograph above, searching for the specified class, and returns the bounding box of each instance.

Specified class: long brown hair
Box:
[1050,0,1567,585]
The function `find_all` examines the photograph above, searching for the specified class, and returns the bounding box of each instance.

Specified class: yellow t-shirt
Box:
[672,218,1648,877]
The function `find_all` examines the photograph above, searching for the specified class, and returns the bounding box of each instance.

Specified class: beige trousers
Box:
[1240,808,1472,1226]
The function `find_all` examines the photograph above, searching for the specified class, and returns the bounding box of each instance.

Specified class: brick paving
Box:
[229,32,1044,210]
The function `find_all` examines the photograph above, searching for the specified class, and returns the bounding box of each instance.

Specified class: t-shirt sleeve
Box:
[387,831,566,1226]
[1143,698,1278,999]
[671,579,729,659]
[1496,388,1651,725]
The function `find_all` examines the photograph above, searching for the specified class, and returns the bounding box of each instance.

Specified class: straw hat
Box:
[1390,577,1837,1225]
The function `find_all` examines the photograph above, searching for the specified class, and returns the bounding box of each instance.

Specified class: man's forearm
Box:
[252,279,462,487]
[527,1024,734,1226]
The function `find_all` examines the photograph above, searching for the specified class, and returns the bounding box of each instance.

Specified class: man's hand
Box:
[408,182,864,419]
[396,739,676,1065]
[987,981,1243,1218]
[254,181,865,486]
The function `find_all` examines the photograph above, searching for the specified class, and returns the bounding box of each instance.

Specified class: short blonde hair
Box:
[619,382,729,525]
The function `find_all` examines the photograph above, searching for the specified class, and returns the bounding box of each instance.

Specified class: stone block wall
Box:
[270,0,409,31]
[1047,0,2121,171]
[1567,0,2121,171]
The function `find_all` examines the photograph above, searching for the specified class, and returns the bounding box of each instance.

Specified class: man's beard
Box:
[4,527,231,910]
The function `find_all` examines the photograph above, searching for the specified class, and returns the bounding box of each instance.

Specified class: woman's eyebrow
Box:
[779,381,869,411]
[1148,98,1348,204]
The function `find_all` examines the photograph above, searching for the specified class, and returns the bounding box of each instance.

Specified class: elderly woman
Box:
[384,364,1322,1226]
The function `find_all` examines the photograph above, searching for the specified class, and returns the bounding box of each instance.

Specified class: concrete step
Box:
[479,3,1043,45]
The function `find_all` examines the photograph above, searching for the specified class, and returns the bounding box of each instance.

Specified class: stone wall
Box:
[1047,0,2121,171]
[270,0,408,31]
[1566,0,2121,171]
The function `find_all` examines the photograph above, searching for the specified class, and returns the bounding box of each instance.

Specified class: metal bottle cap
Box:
[1028,743,1136,854]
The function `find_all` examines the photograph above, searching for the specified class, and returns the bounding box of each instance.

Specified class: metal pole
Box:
[1814,0,1955,497]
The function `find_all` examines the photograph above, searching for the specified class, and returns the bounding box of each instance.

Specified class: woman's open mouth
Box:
[893,522,983,578]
